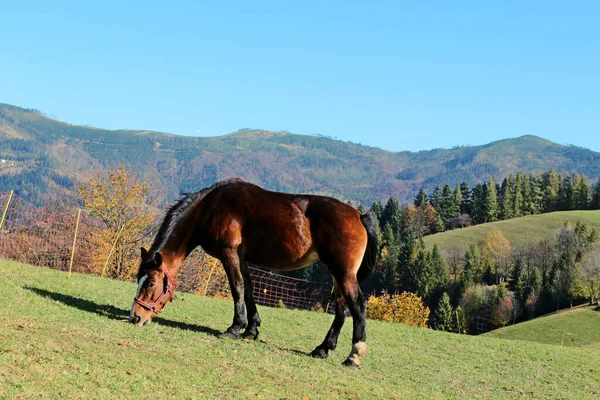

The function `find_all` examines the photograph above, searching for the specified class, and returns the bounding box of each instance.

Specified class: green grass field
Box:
[484,306,600,349]
[424,210,600,253]
[1,260,599,399]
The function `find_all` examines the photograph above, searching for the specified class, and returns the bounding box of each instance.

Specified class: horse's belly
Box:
[245,246,319,271]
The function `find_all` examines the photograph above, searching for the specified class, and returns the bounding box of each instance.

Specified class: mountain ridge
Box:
[1,103,599,206]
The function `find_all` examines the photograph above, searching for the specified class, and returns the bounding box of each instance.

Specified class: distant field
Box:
[424,210,600,252]
[485,306,600,349]
[1,260,599,399]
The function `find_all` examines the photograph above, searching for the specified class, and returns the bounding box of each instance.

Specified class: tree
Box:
[381,197,402,240]
[499,176,514,220]
[592,178,600,210]
[434,292,454,331]
[481,228,511,283]
[491,296,514,327]
[78,164,158,280]
[483,177,499,223]
[444,246,465,280]
[414,189,428,209]
[543,169,560,212]
[459,182,472,215]
[579,247,600,305]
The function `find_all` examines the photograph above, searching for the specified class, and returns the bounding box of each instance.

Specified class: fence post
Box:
[101,224,125,278]
[0,190,14,231]
[68,209,82,280]
[203,262,218,296]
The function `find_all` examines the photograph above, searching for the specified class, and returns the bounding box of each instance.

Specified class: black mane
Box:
[147,177,244,258]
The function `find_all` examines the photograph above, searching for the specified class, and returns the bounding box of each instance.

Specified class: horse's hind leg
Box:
[220,248,247,339]
[310,284,346,359]
[339,275,367,368]
[240,261,261,339]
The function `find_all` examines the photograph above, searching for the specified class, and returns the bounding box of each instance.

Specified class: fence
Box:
[0,190,333,312]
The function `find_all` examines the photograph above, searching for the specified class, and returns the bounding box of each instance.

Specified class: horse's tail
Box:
[357,209,378,284]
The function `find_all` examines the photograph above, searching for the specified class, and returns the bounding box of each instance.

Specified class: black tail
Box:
[357,210,378,284]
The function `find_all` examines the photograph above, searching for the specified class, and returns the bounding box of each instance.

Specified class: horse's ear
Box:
[140,247,148,259]
[153,252,163,267]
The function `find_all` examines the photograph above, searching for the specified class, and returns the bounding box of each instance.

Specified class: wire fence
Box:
[0,190,333,312]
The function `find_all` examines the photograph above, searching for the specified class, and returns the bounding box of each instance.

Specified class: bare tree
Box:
[444,246,465,280]
[580,247,600,305]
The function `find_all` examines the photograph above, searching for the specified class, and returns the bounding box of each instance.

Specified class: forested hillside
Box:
[2,102,600,206]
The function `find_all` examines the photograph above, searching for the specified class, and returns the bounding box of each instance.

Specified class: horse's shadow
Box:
[23,286,222,337]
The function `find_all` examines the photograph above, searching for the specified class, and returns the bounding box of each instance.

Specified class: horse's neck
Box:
[160,211,199,278]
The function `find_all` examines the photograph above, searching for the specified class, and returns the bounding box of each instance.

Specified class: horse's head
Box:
[129,247,177,326]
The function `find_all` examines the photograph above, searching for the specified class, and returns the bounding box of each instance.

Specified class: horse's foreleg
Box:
[310,286,346,359]
[220,248,247,339]
[240,261,261,340]
[340,277,367,368]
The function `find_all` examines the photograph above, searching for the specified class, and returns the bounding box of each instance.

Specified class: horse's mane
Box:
[148,177,244,256]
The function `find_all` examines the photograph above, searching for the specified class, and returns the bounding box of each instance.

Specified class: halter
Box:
[134,267,178,314]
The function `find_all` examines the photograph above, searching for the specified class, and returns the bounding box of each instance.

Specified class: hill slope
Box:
[2,102,600,206]
[1,259,599,399]
[423,210,600,253]
[485,306,600,349]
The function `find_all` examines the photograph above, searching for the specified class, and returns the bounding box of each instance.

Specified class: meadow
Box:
[1,260,599,399]
[424,210,600,252]
[485,306,600,349]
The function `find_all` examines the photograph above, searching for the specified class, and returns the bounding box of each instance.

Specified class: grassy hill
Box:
[423,210,600,253]
[1,260,599,399]
[2,102,600,206]
[485,306,600,349]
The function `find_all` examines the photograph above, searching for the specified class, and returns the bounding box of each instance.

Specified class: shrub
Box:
[367,291,430,328]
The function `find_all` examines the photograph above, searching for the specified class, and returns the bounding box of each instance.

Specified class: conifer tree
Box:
[592,178,600,210]
[514,172,525,217]
[434,292,454,331]
[414,189,428,209]
[499,177,514,220]
[459,182,472,215]
[484,177,499,222]
[543,169,560,212]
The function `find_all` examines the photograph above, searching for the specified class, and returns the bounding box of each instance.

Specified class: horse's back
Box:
[198,181,367,271]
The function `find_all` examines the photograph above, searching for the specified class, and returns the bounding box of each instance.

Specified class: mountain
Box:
[1,102,600,206]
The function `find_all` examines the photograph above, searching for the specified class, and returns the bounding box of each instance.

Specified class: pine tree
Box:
[558,174,574,210]
[520,171,532,216]
[471,184,486,224]
[451,184,462,219]
[543,169,560,212]
[459,182,472,215]
[440,184,454,221]
[574,173,590,210]
[414,189,428,209]
[514,172,525,217]
[434,292,454,331]
[499,177,514,220]
[430,185,443,211]
[484,177,499,223]
[381,197,402,239]
[592,178,600,210]
[528,172,544,214]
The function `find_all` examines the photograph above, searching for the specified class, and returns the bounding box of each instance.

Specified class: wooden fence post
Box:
[203,262,218,297]
[101,224,125,278]
[0,190,14,231]
[68,209,82,280]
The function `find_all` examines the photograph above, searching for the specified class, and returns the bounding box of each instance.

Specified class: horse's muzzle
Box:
[129,315,141,324]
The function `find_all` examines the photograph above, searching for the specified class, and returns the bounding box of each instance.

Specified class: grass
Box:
[424,210,600,253]
[484,306,600,349]
[1,260,599,399]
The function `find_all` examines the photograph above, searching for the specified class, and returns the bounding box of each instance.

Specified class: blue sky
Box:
[1,1,598,152]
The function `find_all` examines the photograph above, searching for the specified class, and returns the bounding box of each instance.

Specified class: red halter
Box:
[134,267,178,314]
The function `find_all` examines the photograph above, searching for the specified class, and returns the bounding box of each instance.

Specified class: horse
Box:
[129,178,378,367]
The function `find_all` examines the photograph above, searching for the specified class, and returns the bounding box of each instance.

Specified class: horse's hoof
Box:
[219,331,239,340]
[310,347,329,359]
[342,356,360,368]
[241,328,259,340]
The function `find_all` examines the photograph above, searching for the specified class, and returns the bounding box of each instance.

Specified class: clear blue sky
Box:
[1,1,598,152]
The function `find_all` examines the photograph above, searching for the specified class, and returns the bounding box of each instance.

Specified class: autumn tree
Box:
[481,228,511,283]
[579,247,600,305]
[79,164,158,280]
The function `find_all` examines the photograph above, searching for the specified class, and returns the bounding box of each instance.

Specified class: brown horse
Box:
[129,178,377,367]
